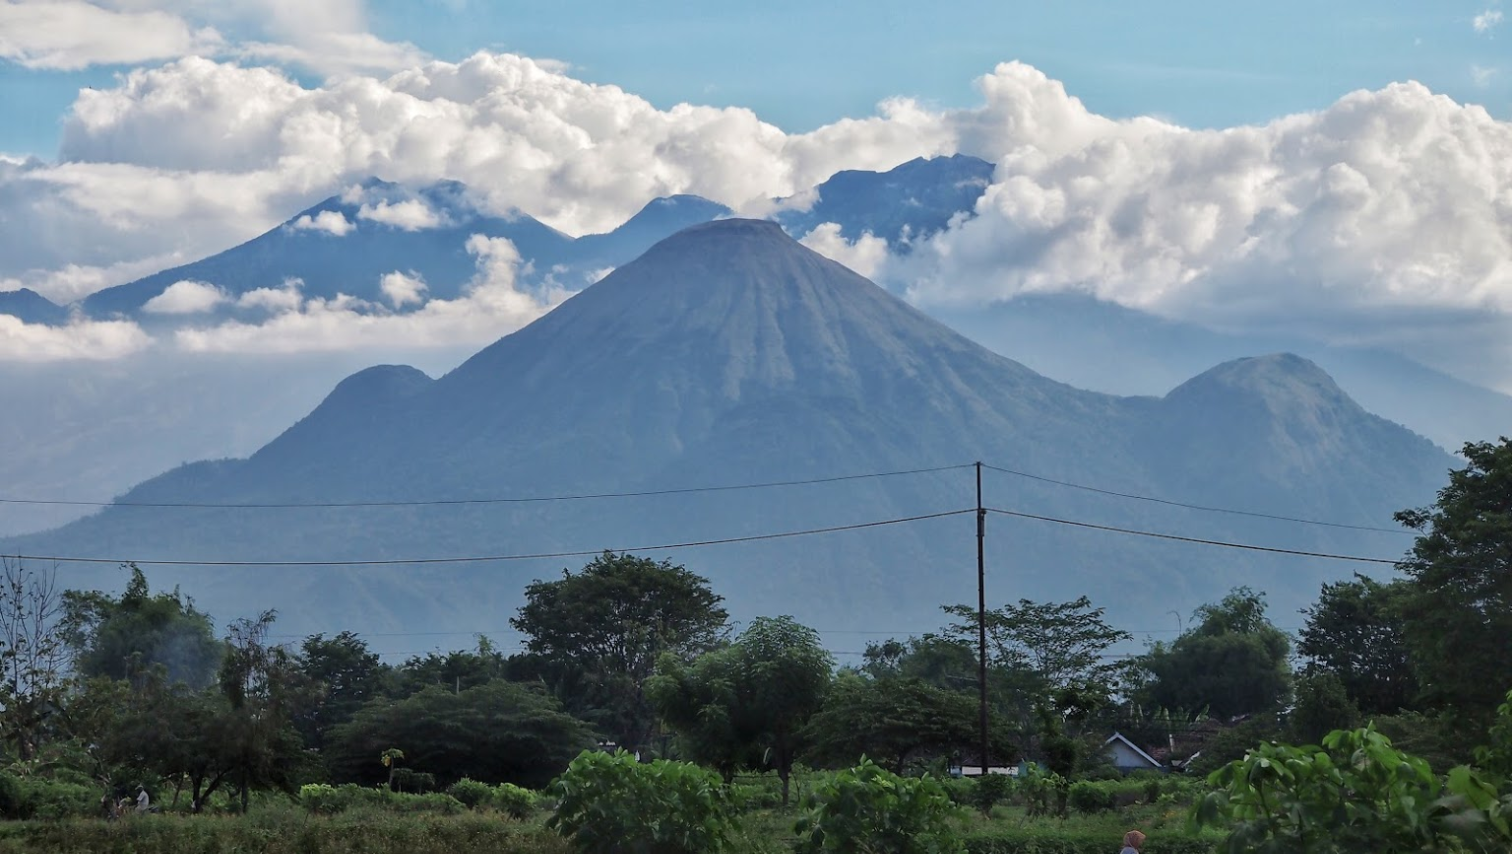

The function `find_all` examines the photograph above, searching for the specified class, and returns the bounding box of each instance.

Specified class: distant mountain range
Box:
[0,154,1503,573]
[4,220,1453,646]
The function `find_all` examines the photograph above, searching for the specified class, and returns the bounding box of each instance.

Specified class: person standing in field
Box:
[135,786,151,814]
[1121,830,1146,853]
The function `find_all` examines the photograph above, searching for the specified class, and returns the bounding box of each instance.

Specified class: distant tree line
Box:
[0,438,1505,813]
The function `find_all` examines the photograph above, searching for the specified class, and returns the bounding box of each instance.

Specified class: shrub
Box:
[493,783,538,820]
[18,779,96,820]
[298,782,464,815]
[971,773,1013,816]
[1066,780,1115,815]
[794,759,962,854]
[446,778,493,810]
[548,750,738,854]
[0,773,22,820]
[961,827,1214,854]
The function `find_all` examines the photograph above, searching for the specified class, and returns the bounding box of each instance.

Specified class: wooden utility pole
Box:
[975,461,989,776]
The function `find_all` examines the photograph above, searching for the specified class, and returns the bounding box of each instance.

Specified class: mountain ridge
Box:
[6,220,1451,642]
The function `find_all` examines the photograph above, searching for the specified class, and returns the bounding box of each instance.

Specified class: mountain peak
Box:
[1170,353,1352,411]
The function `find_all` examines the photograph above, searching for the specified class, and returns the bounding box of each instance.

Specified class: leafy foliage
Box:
[801,672,1014,775]
[649,616,831,803]
[1194,726,1512,853]
[548,750,739,854]
[60,564,221,689]
[1297,574,1417,715]
[513,552,729,753]
[1139,588,1291,719]
[793,759,963,854]
[1396,439,1512,718]
[1286,672,1358,745]
[326,679,593,789]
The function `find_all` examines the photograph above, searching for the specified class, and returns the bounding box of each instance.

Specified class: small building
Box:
[1104,732,1164,773]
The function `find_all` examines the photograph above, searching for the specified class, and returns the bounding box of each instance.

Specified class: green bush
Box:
[446,778,493,809]
[972,773,1013,816]
[0,773,23,820]
[962,827,1214,854]
[18,779,96,820]
[1067,781,1115,815]
[492,783,537,820]
[298,782,464,815]
[548,750,739,854]
[794,759,962,854]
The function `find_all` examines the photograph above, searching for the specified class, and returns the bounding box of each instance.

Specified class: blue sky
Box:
[3,0,1508,156]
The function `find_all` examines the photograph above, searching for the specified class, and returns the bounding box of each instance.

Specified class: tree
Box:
[218,611,315,811]
[861,634,976,691]
[511,552,728,752]
[1297,574,1417,715]
[942,595,1131,737]
[1287,672,1359,745]
[325,679,593,789]
[649,616,830,804]
[296,631,390,749]
[1138,588,1291,719]
[392,635,507,697]
[60,564,220,689]
[1395,439,1512,719]
[0,558,68,761]
[942,596,1132,698]
[801,672,1015,775]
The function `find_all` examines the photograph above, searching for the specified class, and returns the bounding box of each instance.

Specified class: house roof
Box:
[1104,731,1163,769]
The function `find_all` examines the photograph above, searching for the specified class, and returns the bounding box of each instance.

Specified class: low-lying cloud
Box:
[2,50,1512,389]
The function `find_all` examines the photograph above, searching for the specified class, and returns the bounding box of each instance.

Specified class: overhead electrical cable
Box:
[0,463,974,509]
[980,463,1410,536]
[986,507,1405,565]
[0,508,974,568]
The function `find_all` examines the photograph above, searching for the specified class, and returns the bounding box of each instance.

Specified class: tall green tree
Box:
[218,611,315,812]
[61,564,220,689]
[1297,574,1417,715]
[801,672,1014,774]
[649,616,831,804]
[511,552,728,752]
[1395,438,1512,719]
[325,679,593,788]
[1138,588,1291,719]
[296,631,390,749]
[942,596,1131,697]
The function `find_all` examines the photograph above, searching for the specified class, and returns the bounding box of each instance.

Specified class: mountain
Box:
[7,220,1451,646]
[775,154,993,245]
[933,293,1512,451]
[0,289,67,325]
[75,182,733,321]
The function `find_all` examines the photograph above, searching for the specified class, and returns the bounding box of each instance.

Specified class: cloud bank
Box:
[1,44,1510,389]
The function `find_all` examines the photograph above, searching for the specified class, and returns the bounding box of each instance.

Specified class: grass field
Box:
[0,799,1220,854]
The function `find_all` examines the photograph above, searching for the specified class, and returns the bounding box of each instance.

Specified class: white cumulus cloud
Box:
[142,280,229,314]
[172,235,556,353]
[0,0,224,70]
[798,223,891,280]
[379,270,427,307]
[1474,8,1504,33]
[357,199,443,230]
[0,315,150,360]
[289,210,355,235]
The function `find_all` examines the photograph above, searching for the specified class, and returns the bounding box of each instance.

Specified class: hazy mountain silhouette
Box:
[0,289,67,325]
[8,220,1451,644]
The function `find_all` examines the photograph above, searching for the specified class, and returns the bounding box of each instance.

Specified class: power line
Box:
[0,508,974,568]
[0,463,972,510]
[981,463,1410,536]
[986,507,1403,566]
